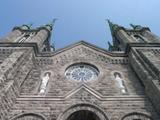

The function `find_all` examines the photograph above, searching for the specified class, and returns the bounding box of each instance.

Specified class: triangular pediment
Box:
[64,84,102,100]
[35,41,128,66]
[38,41,128,65]
[54,41,126,57]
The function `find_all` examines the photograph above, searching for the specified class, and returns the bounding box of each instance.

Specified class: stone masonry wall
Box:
[9,45,160,120]
[129,47,160,115]
[0,47,34,119]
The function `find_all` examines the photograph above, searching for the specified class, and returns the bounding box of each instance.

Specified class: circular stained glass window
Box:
[65,63,99,82]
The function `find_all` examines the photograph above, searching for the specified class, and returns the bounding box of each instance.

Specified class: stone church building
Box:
[0,20,160,120]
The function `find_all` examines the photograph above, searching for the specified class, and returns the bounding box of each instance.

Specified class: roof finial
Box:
[106,19,120,36]
[108,41,113,51]
[48,19,58,51]
[49,18,58,27]
[20,23,33,30]
[43,18,58,31]
[130,24,143,30]
[107,19,113,29]
[52,18,58,24]
[27,23,33,28]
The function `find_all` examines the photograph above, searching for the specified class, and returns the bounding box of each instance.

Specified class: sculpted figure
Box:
[39,72,51,94]
[114,72,126,93]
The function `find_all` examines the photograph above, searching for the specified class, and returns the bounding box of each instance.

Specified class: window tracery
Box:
[65,63,99,82]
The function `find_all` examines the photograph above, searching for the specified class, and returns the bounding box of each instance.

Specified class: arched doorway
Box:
[57,103,109,120]
[67,110,100,120]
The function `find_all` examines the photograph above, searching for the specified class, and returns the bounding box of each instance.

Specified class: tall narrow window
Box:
[114,72,127,94]
[39,72,51,94]
[133,35,145,43]
[18,34,30,43]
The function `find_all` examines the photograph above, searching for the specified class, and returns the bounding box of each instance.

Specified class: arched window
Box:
[18,34,30,43]
[39,72,51,94]
[18,32,35,43]
[11,113,45,120]
[133,35,145,43]
[121,112,153,120]
[113,72,127,94]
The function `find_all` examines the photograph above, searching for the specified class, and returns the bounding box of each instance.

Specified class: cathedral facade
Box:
[0,21,160,120]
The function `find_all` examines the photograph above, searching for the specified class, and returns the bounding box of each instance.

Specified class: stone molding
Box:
[10,112,47,120]
[18,83,147,101]
[57,103,109,120]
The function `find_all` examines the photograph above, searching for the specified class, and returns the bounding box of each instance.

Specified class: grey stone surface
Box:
[0,24,160,120]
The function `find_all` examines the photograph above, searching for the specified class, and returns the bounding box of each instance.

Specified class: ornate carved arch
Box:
[121,112,153,120]
[10,113,47,120]
[57,103,109,120]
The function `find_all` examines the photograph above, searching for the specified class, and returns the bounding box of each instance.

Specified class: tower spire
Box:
[106,19,123,51]
[49,19,58,26]
[46,19,58,51]
[107,19,120,36]
[108,41,113,51]
[45,18,58,31]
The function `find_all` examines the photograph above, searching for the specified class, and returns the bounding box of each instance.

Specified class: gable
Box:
[65,84,102,100]
[35,41,128,66]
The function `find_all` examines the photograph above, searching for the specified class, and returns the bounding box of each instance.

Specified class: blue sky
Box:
[0,0,160,49]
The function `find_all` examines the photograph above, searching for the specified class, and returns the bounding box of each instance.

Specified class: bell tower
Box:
[1,24,32,43]
[0,20,56,52]
[107,20,160,51]
[0,20,160,120]
[107,20,160,114]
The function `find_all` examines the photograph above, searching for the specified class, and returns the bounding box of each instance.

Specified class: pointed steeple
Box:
[45,18,58,31]
[106,19,123,51]
[108,41,113,51]
[107,19,121,36]
[42,19,58,51]
[107,41,119,51]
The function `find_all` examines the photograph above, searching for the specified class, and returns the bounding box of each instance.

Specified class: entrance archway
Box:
[67,110,100,120]
[57,103,109,120]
